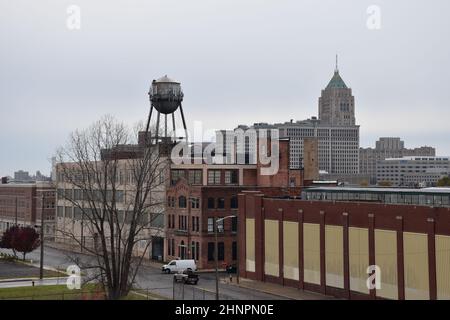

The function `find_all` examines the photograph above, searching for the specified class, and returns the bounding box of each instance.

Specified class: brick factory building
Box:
[165,139,303,269]
[238,187,450,300]
[0,181,56,237]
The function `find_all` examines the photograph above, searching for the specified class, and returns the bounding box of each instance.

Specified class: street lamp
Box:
[39,194,45,280]
[214,215,236,300]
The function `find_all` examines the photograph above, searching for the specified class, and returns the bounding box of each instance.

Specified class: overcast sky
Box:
[1,0,449,177]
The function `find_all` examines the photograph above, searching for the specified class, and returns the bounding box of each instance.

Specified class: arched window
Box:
[178,196,187,208]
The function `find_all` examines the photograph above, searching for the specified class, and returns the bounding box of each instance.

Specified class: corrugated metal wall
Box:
[283,221,299,280]
[349,227,369,294]
[303,223,321,284]
[375,229,398,299]
[264,219,279,276]
[436,235,450,300]
[404,232,429,299]
[245,218,255,272]
[325,225,344,288]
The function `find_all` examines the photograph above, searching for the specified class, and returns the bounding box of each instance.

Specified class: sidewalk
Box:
[228,277,335,300]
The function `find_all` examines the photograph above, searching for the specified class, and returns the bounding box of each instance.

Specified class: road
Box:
[0,246,286,300]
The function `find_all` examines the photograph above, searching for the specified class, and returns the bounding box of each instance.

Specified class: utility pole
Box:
[15,196,18,225]
[214,217,219,300]
[39,193,45,280]
[236,215,239,284]
[214,215,237,300]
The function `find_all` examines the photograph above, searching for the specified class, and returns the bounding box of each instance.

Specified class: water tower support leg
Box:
[165,114,168,138]
[146,105,154,133]
[179,104,188,141]
[155,111,161,143]
[172,113,176,140]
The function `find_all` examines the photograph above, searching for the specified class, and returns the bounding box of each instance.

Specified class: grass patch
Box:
[0,284,104,300]
[0,270,64,280]
[0,284,167,300]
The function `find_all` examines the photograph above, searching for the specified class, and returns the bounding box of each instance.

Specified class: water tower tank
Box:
[149,75,183,114]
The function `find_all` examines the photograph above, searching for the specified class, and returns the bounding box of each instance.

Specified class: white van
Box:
[162,259,197,274]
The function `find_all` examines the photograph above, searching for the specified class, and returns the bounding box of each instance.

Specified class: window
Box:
[65,206,73,219]
[57,206,64,218]
[196,217,200,232]
[232,241,237,260]
[188,170,202,185]
[208,242,215,261]
[192,216,196,231]
[74,208,82,220]
[196,242,200,261]
[191,198,200,209]
[64,189,73,200]
[207,217,214,233]
[230,196,238,209]
[171,170,185,185]
[218,242,224,261]
[231,216,237,233]
[207,197,215,209]
[218,198,225,209]
[208,170,221,184]
[171,239,175,256]
[225,170,238,184]
[217,218,224,233]
[178,196,187,208]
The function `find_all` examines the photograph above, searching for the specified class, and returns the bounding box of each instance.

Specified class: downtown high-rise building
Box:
[360,137,436,184]
[221,63,359,175]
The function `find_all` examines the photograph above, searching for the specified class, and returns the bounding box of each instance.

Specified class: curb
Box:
[228,281,296,300]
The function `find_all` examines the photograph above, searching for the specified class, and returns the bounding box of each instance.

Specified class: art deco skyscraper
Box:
[318,56,355,126]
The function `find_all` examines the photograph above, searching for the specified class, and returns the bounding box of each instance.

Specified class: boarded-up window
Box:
[246,218,255,272]
[404,232,429,300]
[304,223,321,285]
[349,227,369,294]
[436,235,450,300]
[264,219,279,277]
[325,225,344,288]
[283,221,299,280]
[375,229,398,299]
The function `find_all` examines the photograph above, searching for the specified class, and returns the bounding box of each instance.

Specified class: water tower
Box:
[144,75,188,144]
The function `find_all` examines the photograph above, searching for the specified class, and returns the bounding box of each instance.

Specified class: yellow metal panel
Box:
[436,235,450,300]
[303,223,321,285]
[325,225,344,288]
[349,227,370,294]
[264,219,279,277]
[404,232,429,300]
[283,221,299,280]
[245,218,255,272]
[375,229,398,299]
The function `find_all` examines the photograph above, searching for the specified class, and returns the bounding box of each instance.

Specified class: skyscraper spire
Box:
[335,54,338,73]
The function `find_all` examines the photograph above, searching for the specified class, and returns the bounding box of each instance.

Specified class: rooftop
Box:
[304,186,450,194]
[325,70,348,89]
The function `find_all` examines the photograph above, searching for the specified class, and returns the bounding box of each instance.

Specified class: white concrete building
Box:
[376,156,450,186]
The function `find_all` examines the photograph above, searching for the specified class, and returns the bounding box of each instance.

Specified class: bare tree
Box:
[55,115,170,299]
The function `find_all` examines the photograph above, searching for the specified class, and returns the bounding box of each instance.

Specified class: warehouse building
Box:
[238,187,450,300]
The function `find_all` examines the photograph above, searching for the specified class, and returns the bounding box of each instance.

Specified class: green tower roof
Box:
[326,70,347,89]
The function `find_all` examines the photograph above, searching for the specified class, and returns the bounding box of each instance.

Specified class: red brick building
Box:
[238,188,450,300]
[165,139,303,269]
[0,182,56,236]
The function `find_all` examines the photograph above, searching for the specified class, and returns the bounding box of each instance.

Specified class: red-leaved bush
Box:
[0,226,40,260]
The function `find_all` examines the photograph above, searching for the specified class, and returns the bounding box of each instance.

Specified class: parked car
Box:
[173,270,199,285]
[162,259,197,274]
[226,264,237,274]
